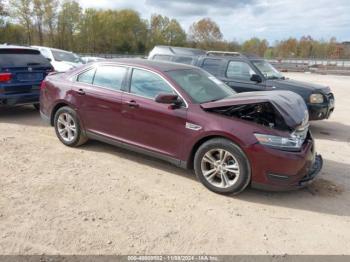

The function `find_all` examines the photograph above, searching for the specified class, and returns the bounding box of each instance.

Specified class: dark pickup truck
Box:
[0,45,53,109]
[148,46,335,121]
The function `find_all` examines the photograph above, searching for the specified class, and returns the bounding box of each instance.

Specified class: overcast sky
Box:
[80,0,350,43]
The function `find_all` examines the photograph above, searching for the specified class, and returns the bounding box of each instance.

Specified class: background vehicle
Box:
[81,56,106,63]
[0,45,53,108]
[148,46,335,121]
[40,59,322,195]
[32,46,83,72]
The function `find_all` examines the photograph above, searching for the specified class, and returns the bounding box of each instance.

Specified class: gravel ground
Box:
[0,73,349,255]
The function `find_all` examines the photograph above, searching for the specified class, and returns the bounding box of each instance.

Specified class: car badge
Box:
[28,67,33,72]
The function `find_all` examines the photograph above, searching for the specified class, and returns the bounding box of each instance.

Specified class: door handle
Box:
[126,100,139,108]
[76,88,85,95]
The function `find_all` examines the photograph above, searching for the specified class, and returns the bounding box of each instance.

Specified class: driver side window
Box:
[226,61,255,81]
[130,69,174,99]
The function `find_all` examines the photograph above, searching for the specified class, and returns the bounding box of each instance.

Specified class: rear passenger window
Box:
[130,69,174,99]
[202,59,222,76]
[77,68,95,84]
[226,61,255,81]
[93,66,126,90]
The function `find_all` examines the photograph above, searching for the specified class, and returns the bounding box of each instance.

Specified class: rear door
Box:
[120,68,187,158]
[221,60,266,92]
[72,65,127,139]
[0,48,52,95]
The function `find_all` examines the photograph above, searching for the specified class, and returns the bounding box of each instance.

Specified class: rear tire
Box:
[194,138,251,195]
[54,106,88,147]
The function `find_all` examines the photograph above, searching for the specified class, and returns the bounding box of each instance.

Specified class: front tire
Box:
[194,138,251,195]
[54,106,88,147]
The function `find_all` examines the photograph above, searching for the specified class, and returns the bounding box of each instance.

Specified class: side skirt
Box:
[86,131,188,169]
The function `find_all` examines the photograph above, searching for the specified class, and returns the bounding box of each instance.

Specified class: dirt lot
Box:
[0,73,350,255]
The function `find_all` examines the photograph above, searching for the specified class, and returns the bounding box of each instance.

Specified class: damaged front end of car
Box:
[201,90,311,152]
[201,90,323,190]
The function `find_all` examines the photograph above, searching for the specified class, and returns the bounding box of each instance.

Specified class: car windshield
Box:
[168,69,236,103]
[253,60,284,80]
[51,49,82,64]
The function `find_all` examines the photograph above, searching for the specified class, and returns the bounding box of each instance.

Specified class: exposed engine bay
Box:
[206,102,290,131]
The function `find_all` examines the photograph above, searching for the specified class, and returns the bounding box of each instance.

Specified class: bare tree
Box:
[43,0,59,46]
[33,0,45,45]
[189,18,223,49]
[9,0,33,44]
[0,0,7,16]
[56,0,82,50]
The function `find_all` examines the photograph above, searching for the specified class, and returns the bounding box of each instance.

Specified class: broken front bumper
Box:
[249,130,324,192]
[251,154,323,191]
[299,154,323,187]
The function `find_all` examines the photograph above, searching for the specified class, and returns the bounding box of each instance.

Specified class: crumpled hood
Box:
[201,90,309,129]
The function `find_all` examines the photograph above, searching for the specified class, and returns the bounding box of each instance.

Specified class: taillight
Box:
[0,73,12,82]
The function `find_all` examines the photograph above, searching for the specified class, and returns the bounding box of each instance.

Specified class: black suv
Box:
[0,45,53,109]
[148,46,335,121]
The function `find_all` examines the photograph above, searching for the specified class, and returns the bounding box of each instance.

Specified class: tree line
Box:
[1,0,349,59]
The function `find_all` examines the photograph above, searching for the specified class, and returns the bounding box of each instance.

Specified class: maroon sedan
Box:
[40,59,322,195]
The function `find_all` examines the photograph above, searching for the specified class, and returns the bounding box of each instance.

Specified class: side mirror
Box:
[155,93,179,104]
[155,94,183,109]
[251,74,262,83]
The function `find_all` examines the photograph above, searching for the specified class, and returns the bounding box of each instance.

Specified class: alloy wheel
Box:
[200,148,241,188]
[57,112,77,142]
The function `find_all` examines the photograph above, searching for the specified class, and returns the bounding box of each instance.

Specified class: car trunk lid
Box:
[0,48,52,94]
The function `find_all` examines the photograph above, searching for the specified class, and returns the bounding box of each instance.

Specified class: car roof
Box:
[107,58,198,72]
[50,47,74,53]
[150,45,263,61]
[152,45,207,56]
[0,45,38,51]
[32,45,74,54]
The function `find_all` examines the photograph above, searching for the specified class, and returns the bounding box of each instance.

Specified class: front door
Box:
[221,60,265,92]
[120,68,187,158]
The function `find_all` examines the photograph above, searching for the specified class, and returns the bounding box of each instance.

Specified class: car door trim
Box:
[86,130,187,168]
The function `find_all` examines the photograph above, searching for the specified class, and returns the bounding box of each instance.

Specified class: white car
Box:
[81,56,106,63]
[32,46,84,72]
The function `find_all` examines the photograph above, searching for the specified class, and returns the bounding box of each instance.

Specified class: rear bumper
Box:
[0,91,39,106]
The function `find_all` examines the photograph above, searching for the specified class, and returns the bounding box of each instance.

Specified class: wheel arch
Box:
[50,101,76,126]
[189,134,253,193]
[187,133,248,170]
